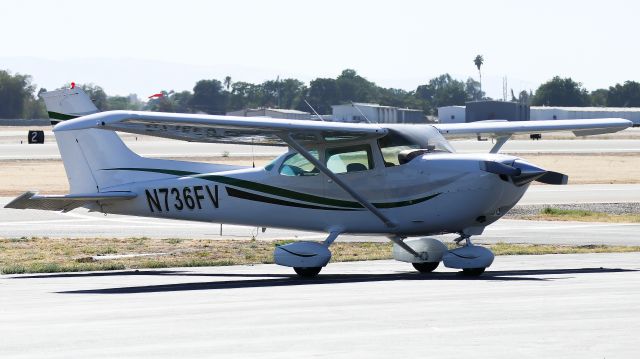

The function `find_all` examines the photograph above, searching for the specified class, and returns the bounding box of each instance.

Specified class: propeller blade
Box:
[536,171,568,185]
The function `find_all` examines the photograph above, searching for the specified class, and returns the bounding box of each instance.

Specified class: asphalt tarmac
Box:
[1,253,638,358]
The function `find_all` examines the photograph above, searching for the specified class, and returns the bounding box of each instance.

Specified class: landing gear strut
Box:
[453,233,471,246]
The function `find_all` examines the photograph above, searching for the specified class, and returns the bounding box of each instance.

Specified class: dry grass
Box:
[0,238,392,274]
[1,237,639,274]
[516,207,640,223]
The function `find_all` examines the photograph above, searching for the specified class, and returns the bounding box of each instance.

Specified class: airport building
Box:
[229,103,426,123]
[437,105,466,123]
[529,106,640,125]
[226,108,315,120]
[438,103,640,126]
[332,103,425,123]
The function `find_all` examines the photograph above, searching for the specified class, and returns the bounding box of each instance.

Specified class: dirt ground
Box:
[0,157,273,196]
[517,153,640,185]
[0,153,638,196]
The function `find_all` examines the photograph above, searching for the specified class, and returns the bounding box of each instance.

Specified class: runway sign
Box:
[27,130,45,144]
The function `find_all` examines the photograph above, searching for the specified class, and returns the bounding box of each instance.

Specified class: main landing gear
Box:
[412,261,440,273]
[273,232,340,278]
[274,232,495,278]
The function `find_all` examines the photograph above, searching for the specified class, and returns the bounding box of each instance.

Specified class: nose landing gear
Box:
[443,233,494,276]
[293,267,323,278]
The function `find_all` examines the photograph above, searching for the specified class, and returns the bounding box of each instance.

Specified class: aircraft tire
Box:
[294,267,322,278]
[461,267,486,276]
[412,262,440,273]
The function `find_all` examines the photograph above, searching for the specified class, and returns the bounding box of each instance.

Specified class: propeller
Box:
[481,160,568,186]
[536,171,568,185]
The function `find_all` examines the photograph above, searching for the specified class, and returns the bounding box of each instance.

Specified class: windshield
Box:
[378,127,454,166]
[378,130,420,166]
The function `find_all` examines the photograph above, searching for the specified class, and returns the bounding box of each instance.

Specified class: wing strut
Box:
[282,133,396,228]
[490,135,511,153]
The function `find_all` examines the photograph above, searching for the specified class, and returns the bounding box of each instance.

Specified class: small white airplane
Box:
[6,87,632,277]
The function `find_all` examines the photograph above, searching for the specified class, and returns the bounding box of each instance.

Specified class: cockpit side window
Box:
[378,130,420,167]
[279,150,319,176]
[326,144,374,174]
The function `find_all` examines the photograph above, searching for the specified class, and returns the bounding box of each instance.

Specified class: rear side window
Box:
[326,144,374,174]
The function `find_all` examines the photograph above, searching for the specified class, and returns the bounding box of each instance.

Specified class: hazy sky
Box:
[2,0,639,99]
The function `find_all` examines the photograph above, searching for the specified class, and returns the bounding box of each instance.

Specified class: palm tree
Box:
[474,55,484,98]
[224,76,232,91]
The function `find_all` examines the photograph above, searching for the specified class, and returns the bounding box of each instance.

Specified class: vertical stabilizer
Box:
[40,87,99,125]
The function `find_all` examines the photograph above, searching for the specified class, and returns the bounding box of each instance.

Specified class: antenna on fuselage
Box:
[303,99,326,122]
[251,138,255,168]
[351,102,373,123]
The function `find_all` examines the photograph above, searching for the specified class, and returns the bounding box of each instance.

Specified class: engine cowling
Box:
[274,241,331,268]
[442,245,494,269]
[393,238,448,263]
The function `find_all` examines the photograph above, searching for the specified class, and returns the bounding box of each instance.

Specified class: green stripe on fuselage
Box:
[226,187,358,211]
[102,167,440,209]
[47,111,79,121]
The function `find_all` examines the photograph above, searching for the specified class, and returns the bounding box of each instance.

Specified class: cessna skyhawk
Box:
[6,87,632,277]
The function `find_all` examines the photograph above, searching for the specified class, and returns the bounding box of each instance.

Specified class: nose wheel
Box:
[293,267,322,278]
[461,268,486,276]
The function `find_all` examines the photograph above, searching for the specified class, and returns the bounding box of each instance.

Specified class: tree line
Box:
[1,68,640,119]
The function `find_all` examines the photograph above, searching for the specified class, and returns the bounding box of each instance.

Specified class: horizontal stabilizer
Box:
[4,191,137,212]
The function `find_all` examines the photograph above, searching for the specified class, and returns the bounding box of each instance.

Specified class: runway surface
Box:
[0,140,284,160]
[1,138,640,160]
[1,253,638,358]
[2,185,639,245]
[520,184,640,204]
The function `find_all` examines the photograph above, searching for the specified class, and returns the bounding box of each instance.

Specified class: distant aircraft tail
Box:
[40,87,99,125]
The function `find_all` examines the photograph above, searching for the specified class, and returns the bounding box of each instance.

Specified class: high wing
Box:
[433,118,632,139]
[54,110,388,145]
[55,111,632,145]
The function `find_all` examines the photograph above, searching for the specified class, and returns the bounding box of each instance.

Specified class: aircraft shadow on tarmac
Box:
[19,267,633,295]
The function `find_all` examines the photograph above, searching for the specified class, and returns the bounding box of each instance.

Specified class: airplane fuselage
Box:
[99,152,529,237]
